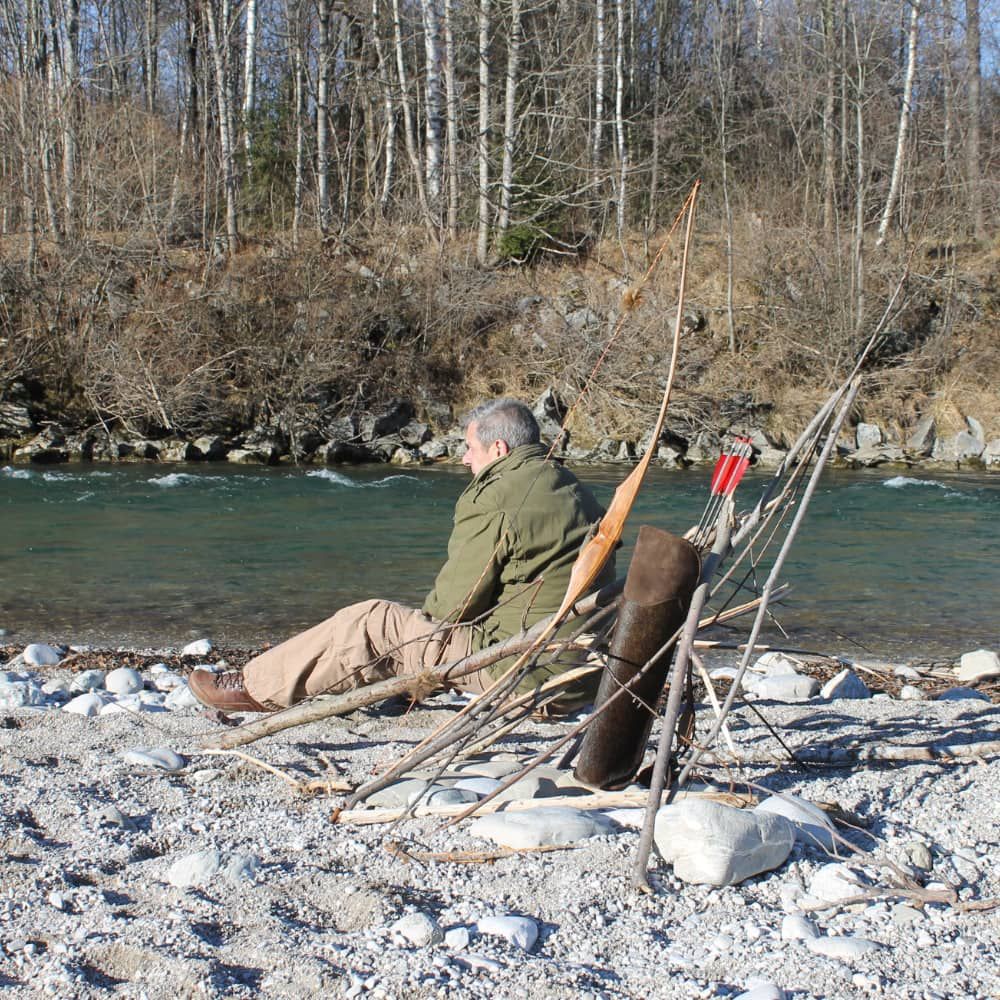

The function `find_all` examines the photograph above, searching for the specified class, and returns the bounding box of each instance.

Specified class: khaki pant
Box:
[243,599,488,709]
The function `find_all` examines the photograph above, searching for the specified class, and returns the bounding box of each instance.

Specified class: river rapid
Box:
[1,462,997,662]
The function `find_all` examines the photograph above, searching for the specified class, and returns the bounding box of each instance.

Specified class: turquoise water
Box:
[1,462,998,660]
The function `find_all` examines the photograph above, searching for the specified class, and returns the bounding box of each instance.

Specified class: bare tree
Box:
[497,0,522,236]
[476,0,490,262]
[877,0,921,246]
[964,0,983,239]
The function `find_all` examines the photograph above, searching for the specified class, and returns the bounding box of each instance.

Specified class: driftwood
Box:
[333,786,750,826]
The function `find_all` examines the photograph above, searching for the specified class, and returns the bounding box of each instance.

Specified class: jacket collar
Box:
[464,442,547,498]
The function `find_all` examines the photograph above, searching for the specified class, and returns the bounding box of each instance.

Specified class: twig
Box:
[385,841,577,864]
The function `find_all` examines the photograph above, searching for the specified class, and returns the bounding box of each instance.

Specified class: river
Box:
[1,462,997,661]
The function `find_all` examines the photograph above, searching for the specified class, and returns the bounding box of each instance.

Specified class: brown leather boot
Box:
[188,669,267,713]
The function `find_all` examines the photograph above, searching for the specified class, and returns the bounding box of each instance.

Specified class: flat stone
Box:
[23,643,63,666]
[493,775,562,801]
[123,747,187,772]
[653,799,795,886]
[222,853,258,884]
[807,863,866,903]
[936,687,990,702]
[70,669,106,693]
[105,667,144,695]
[781,914,819,940]
[63,692,105,717]
[422,787,480,806]
[955,649,1000,684]
[367,779,432,809]
[855,423,883,449]
[750,674,820,702]
[891,904,925,926]
[391,912,443,948]
[604,807,645,829]
[903,841,933,870]
[806,935,882,961]
[894,664,922,680]
[476,915,538,951]
[899,685,925,701]
[820,668,871,700]
[452,777,503,797]
[469,807,616,849]
[755,794,837,851]
[167,850,223,888]
[181,639,213,657]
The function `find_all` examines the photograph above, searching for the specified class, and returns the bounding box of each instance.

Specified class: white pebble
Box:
[70,669,106,693]
[105,667,143,695]
[476,915,538,951]
[806,935,882,961]
[444,927,470,950]
[123,747,186,772]
[167,849,222,888]
[391,912,443,948]
[62,692,105,717]
[23,643,63,666]
[781,914,819,940]
[181,639,213,657]
[164,683,200,710]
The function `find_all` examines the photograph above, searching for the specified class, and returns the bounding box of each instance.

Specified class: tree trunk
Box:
[821,0,837,232]
[391,0,430,224]
[204,0,239,251]
[613,0,628,240]
[497,0,521,235]
[443,0,459,235]
[316,0,333,233]
[591,0,606,183]
[876,0,920,246]
[371,0,396,214]
[476,0,490,263]
[964,0,983,239]
[421,0,443,218]
[242,0,258,152]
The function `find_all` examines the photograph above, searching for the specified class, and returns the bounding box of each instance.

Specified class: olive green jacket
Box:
[423,444,613,658]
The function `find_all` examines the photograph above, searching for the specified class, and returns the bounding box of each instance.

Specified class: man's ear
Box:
[494,439,510,458]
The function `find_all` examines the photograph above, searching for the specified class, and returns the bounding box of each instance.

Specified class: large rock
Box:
[932,431,984,464]
[906,415,936,456]
[13,426,68,464]
[750,674,820,702]
[820,668,871,700]
[755,794,837,851]
[191,435,229,460]
[855,423,883,449]
[532,388,568,451]
[956,649,1000,684]
[983,438,1000,468]
[653,799,795,886]
[359,401,414,441]
[0,402,34,437]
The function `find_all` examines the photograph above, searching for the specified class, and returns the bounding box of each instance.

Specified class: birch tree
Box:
[476,0,490,262]
[497,0,522,236]
[876,0,921,246]
[964,0,983,239]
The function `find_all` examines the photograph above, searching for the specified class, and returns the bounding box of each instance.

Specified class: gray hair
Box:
[462,398,540,449]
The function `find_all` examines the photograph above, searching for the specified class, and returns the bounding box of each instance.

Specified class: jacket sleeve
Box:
[423,503,508,624]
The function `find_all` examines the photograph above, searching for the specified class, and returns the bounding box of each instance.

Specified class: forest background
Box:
[1,0,998,454]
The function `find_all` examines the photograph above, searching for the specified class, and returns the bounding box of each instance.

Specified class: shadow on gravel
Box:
[79,962,128,988]
[210,962,264,991]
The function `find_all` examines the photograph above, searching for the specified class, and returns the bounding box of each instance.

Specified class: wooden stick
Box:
[676,379,860,789]
[335,786,750,826]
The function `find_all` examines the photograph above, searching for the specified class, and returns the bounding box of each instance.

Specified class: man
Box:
[189,398,612,713]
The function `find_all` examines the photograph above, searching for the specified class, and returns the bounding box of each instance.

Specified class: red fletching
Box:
[708,449,732,495]
[720,439,753,496]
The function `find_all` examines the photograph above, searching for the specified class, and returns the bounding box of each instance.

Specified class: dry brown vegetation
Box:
[2,220,997,448]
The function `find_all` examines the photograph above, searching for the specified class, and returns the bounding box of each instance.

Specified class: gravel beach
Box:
[1,644,998,1000]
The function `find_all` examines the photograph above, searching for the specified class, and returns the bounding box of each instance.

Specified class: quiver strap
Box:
[573,525,700,789]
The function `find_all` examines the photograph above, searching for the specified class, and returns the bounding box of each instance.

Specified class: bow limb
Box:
[554,181,701,621]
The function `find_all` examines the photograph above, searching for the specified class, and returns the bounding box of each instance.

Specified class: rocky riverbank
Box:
[2,389,998,473]
[1,639,998,998]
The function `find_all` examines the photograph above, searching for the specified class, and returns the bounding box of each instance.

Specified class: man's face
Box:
[462,421,508,476]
